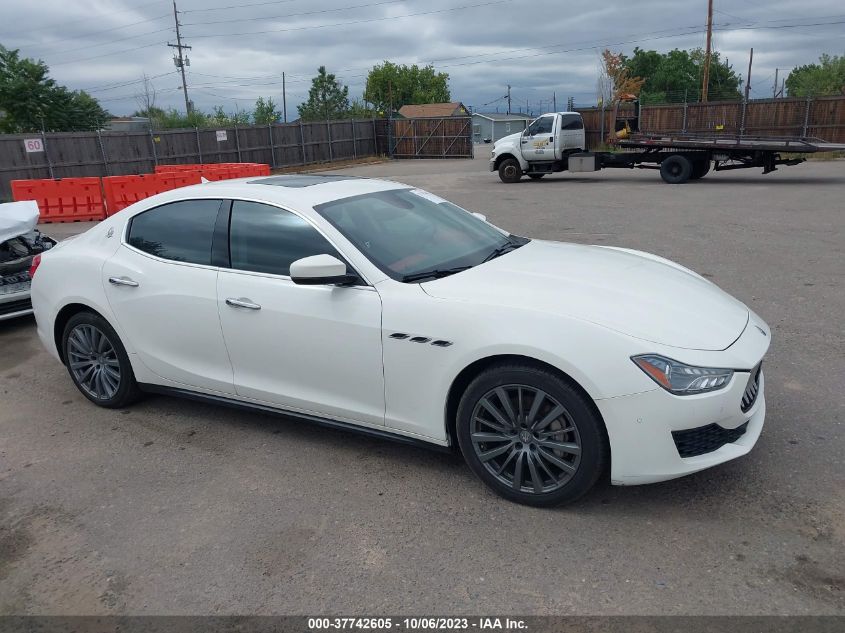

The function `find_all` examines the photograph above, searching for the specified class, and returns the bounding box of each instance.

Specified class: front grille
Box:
[741,363,763,413]
[0,298,33,316]
[672,421,749,458]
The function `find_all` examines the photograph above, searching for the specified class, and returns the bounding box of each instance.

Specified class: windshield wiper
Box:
[481,239,523,263]
[401,266,473,283]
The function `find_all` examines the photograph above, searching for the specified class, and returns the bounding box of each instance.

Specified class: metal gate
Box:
[390,116,473,158]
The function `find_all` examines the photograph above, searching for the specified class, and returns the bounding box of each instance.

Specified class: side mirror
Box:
[471,212,487,222]
[290,254,357,286]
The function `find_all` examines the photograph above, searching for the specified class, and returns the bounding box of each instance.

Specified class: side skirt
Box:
[138,383,451,453]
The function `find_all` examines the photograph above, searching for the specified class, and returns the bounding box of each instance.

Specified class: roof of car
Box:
[161,174,410,209]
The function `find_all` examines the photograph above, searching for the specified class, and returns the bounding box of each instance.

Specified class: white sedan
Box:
[31,175,769,506]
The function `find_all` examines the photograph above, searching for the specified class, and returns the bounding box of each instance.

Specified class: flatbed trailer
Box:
[489,110,845,184]
[569,133,845,184]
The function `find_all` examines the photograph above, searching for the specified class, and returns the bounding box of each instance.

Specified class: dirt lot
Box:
[1,155,843,615]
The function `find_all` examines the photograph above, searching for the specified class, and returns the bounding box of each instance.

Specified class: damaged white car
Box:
[0,201,55,321]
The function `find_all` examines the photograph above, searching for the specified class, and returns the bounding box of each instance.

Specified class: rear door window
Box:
[127,199,223,265]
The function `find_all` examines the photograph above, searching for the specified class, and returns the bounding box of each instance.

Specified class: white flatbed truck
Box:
[489,111,845,184]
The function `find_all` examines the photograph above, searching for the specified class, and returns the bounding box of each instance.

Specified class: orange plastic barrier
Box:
[103,172,203,215]
[158,171,202,191]
[155,162,270,178]
[10,177,106,223]
[154,164,203,173]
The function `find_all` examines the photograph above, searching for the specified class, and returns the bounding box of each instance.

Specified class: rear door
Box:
[520,115,556,161]
[103,199,235,394]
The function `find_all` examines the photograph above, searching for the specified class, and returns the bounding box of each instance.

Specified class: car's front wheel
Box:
[456,363,607,506]
[62,312,141,408]
[497,158,523,183]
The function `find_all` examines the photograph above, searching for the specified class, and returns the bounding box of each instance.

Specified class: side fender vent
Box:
[389,333,410,340]
[409,336,431,344]
[431,340,453,347]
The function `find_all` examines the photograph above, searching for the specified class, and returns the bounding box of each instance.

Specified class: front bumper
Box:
[597,368,766,486]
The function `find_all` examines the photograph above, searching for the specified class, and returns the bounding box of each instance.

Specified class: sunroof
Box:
[248,175,360,188]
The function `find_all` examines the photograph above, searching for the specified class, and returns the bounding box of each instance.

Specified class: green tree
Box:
[623,47,741,103]
[253,96,281,124]
[363,61,450,114]
[786,53,845,97]
[348,98,375,119]
[0,44,110,132]
[297,66,350,121]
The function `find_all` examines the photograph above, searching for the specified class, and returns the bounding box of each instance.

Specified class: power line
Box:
[39,25,174,57]
[82,71,179,94]
[182,0,298,14]
[182,0,410,27]
[187,0,516,39]
[0,0,169,38]
[29,14,171,50]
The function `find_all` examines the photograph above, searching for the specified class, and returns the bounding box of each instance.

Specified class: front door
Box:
[216,200,385,426]
[103,199,235,394]
[521,114,556,161]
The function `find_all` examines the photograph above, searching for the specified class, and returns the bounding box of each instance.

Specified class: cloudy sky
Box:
[3,0,844,117]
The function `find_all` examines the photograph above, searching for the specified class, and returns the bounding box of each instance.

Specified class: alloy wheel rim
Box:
[67,325,121,400]
[470,385,581,494]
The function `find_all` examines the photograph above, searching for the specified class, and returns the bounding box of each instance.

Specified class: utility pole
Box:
[701,0,713,102]
[773,68,779,99]
[506,85,511,115]
[553,91,556,112]
[167,0,192,114]
[282,72,287,122]
[744,47,754,102]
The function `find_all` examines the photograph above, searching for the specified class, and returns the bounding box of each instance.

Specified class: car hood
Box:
[422,240,749,351]
[494,132,522,149]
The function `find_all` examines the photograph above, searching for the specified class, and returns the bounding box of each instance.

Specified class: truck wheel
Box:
[660,155,692,184]
[498,158,522,183]
[690,159,711,180]
[528,174,545,180]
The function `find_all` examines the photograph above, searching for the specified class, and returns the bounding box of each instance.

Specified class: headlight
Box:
[632,354,733,395]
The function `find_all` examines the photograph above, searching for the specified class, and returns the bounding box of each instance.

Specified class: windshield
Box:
[315,188,527,282]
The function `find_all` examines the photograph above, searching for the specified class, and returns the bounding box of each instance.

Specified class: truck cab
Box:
[490,112,586,182]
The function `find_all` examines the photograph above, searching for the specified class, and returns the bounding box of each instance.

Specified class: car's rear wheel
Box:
[456,363,607,506]
[498,158,523,183]
[62,312,141,408]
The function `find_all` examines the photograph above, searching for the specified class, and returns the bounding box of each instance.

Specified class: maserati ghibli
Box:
[31,175,769,506]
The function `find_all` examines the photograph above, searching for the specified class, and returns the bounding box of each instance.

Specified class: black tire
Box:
[498,157,522,183]
[62,311,142,409]
[690,159,711,180]
[660,154,693,184]
[528,174,545,180]
[456,363,608,507]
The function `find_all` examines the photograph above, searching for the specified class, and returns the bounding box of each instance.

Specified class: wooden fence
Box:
[576,95,845,150]
[0,115,476,199]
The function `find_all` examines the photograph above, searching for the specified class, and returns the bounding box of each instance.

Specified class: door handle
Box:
[108,276,139,287]
[225,297,261,310]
